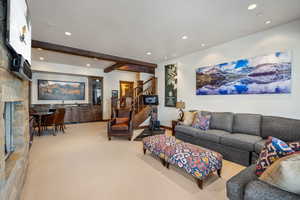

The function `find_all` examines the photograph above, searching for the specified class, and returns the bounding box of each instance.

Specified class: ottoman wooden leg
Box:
[165,162,170,169]
[143,147,147,155]
[196,179,203,190]
[217,168,222,177]
[160,158,166,166]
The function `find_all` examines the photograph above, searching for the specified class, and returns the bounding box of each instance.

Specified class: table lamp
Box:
[176,101,185,121]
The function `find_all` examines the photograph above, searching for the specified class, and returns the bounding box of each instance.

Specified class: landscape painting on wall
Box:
[38,80,85,100]
[196,51,292,95]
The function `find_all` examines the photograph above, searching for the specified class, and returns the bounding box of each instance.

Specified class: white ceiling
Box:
[30,0,300,64]
[32,48,115,68]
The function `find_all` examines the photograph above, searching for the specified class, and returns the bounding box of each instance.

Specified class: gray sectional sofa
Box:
[227,165,300,200]
[174,111,300,200]
[174,111,300,166]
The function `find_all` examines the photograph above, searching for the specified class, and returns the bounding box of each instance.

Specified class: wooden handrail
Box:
[142,77,154,86]
[112,77,157,114]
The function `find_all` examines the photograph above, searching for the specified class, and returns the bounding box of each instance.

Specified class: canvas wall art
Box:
[38,80,85,100]
[165,64,177,107]
[196,51,292,95]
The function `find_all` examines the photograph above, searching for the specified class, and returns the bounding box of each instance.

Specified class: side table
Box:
[171,120,180,136]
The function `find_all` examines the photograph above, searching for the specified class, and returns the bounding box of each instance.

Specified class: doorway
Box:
[119,81,134,108]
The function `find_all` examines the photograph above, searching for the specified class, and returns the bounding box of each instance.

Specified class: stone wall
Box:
[0,0,30,199]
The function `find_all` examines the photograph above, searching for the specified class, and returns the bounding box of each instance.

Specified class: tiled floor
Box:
[21,122,244,200]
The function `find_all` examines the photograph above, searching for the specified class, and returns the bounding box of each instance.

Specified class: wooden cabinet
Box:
[31,104,102,124]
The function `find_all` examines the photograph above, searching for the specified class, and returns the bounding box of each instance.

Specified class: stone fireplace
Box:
[0,0,30,199]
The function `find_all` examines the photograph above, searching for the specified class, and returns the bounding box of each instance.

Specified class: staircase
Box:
[111,77,157,129]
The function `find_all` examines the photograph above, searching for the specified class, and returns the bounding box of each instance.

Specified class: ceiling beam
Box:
[32,40,157,68]
[104,63,125,73]
[117,64,155,74]
[104,63,155,74]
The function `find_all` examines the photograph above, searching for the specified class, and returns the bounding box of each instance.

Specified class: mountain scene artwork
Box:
[196,51,292,95]
[38,80,85,100]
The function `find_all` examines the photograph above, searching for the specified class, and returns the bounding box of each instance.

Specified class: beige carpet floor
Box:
[21,122,244,200]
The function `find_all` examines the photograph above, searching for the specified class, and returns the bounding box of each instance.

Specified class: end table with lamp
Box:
[176,101,185,121]
[172,101,185,136]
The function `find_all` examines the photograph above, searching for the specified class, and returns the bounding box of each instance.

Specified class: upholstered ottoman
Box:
[142,135,178,165]
[164,142,223,189]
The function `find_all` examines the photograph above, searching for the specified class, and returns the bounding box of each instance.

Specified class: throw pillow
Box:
[289,141,300,152]
[259,153,300,195]
[182,111,196,126]
[256,137,294,176]
[192,112,211,130]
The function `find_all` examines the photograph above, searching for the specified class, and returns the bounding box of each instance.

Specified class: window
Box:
[4,102,15,159]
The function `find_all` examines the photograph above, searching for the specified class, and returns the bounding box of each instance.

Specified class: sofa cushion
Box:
[175,131,196,144]
[210,112,234,132]
[262,116,300,142]
[233,113,262,136]
[115,117,129,124]
[111,123,129,131]
[254,139,267,154]
[175,125,231,143]
[175,125,199,137]
[194,129,231,143]
[220,134,262,152]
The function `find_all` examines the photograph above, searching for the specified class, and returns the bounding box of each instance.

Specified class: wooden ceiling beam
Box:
[117,64,155,74]
[32,40,157,68]
[104,63,126,73]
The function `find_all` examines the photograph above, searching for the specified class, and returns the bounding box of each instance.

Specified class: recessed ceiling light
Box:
[86,63,91,67]
[182,35,188,40]
[146,52,152,55]
[248,4,257,10]
[201,43,206,47]
[39,57,44,61]
[65,31,72,36]
[265,20,271,24]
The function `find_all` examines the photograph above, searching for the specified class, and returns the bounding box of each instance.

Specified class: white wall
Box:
[157,20,300,126]
[31,61,137,119]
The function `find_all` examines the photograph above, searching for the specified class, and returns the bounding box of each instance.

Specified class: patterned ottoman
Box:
[142,135,178,165]
[164,142,223,189]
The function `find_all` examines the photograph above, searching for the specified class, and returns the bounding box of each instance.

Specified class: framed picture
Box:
[111,90,118,99]
[38,80,85,100]
[165,64,177,107]
[196,51,292,95]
